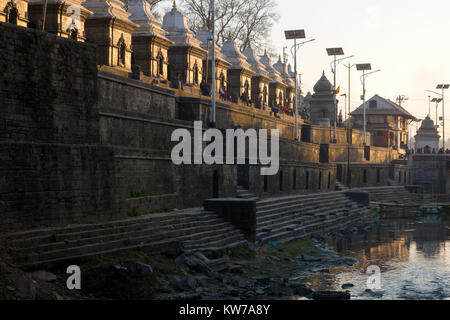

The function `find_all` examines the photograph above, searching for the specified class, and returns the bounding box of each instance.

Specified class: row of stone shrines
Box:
[1,0,295,110]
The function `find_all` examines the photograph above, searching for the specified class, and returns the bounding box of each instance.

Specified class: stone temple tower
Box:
[309,71,335,126]
[83,0,139,71]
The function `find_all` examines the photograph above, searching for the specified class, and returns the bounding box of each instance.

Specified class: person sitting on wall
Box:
[176,73,184,90]
[200,80,210,96]
[219,86,225,100]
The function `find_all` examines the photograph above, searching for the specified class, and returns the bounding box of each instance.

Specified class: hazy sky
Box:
[270,0,450,141]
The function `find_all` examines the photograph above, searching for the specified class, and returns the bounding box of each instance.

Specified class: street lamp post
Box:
[437,84,449,150]
[285,30,314,140]
[343,62,356,186]
[356,64,381,145]
[210,0,216,127]
[431,97,442,129]
[326,49,354,143]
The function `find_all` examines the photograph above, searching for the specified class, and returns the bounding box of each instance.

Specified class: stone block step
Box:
[15,222,236,254]
[19,239,180,270]
[5,209,214,241]
[9,218,229,249]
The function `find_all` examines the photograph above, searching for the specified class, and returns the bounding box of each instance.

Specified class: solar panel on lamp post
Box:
[436,84,450,150]
[432,98,442,129]
[285,29,306,140]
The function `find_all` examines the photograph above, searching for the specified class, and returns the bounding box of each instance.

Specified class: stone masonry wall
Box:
[0,23,120,231]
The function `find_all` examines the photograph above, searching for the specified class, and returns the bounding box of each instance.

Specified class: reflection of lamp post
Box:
[327,48,353,143]
[356,64,381,145]
[285,29,314,140]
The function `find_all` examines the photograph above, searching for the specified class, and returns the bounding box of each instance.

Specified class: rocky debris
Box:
[32,270,57,282]
[128,262,153,277]
[13,273,36,300]
[301,255,322,262]
[253,276,270,285]
[170,274,197,291]
[312,290,351,300]
[229,265,243,274]
[363,289,384,298]
[342,283,354,289]
[185,256,212,274]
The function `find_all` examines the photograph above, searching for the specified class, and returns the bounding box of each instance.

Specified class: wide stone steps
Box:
[5,210,246,270]
[257,198,356,220]
[257,205,358,231]
[5,209,212,241]
[256,191,347,210]
[258,207,368,244]
[254,190,370,244]
[13,222,236,255]
[8,218,229,249]
[183,233,246,251]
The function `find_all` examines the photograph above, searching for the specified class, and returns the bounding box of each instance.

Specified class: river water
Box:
[296,216,450,300]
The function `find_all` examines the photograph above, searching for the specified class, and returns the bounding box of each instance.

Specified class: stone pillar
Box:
[127,0,173,79]
[83,0,138,71]
[28,0,92,41]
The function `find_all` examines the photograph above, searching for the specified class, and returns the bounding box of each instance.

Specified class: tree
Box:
[179,0,279,54]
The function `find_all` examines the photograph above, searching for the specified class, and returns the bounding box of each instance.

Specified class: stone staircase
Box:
[3,209,247,270]
[335,181,349,191]
[362,186,421,205]
[236,186,259,200]
[255,191,371,244]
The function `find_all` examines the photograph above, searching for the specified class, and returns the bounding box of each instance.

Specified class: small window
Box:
[193,63,199,85]
[157,52,164,76]
[263,175,268,193]
[69,29,78,40]
[377,168,380,183]
[363,169,367,184]
[118,36,126,67]
[369,100,377,109]
[6,3,18,25]
[327,172,331,189]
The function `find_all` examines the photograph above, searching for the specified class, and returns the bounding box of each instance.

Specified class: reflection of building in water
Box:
[412,222,447,257]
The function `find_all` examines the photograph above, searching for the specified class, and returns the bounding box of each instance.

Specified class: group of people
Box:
[411,148,450,155]
[173,74,297,119]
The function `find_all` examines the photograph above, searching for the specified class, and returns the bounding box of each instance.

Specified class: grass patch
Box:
[127,208,141,217]
[229,246,256,261]
[79,251,183,299]
[277,238,315,260]
[126,191,163,199]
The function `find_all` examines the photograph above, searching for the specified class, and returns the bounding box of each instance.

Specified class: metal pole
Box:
[428,96,431,116]
[436,101,439,127]
[41,0,48,30]
[294,38,298,140]
[442,88,445,150]
[333,55,337,143]
[347,63,351,186]
[363,70,367,145]
[211,0,216,126]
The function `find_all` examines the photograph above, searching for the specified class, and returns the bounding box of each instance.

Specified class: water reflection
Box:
[298,218,450,300]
